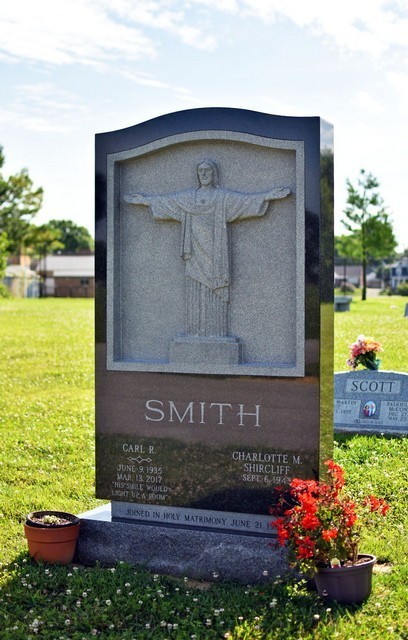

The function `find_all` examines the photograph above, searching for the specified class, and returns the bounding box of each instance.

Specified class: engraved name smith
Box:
[124,160,290,338]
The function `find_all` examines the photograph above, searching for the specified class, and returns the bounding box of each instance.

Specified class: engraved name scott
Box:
[345,379,401,394]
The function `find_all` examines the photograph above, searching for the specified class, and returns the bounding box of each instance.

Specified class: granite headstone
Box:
[334,370,408,436]
[77,108,334,581]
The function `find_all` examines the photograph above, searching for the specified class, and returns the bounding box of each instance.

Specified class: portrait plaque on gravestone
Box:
[94,108,334,541]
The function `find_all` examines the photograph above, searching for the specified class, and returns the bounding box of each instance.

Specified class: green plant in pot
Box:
[270,460,389,604]
[24,510,80,564]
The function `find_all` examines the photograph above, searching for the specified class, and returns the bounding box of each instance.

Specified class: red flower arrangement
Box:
[346,335,382,370]
[270,460,389,575]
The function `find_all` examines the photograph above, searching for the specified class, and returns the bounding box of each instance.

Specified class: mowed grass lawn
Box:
[0,297,407,640]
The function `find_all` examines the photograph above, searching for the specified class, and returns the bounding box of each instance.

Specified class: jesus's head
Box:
[197,160,219,187]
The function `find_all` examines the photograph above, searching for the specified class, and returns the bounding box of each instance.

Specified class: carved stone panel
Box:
[106,131,305,377]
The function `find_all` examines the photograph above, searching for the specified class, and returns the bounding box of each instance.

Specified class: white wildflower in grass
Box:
[76,600,81,607]
[125,583,131,587]
[67,573,72,577]
[145,624,151,629]
[193,597,198,602]
[105,600,112,606]
[313,614,320,620]
[206,619,212,626]
[110,568,116,573]
[65,619,71,626]
[262,570,269,576]
[91,630,98,636]
[160,621,167,627]
[66,590,72,595]
[138,600,143,605]
[128,592,133,596]
[212,571,219,578]
[116,589,122,594]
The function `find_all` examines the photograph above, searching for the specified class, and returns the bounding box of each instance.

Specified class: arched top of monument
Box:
[95,107,323,156]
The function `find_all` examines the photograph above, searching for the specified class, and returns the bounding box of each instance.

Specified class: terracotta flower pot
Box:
[314,554,376,604]
[24,511,80,564]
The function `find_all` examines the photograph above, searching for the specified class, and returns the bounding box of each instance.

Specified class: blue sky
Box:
[1,0,407,249]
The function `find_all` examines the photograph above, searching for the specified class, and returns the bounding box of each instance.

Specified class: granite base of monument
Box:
[76,505,288,583]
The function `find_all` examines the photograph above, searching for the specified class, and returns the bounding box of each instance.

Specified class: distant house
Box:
[334,264,362,288]
[36,254,94,298]
[334,263,383,289]
[4,264,40,298]
[389,257,408,290]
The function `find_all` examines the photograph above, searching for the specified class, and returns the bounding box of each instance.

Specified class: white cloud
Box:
[0,0,157,67]
[353,91,385,114]
[0,83,90,132]
[386,70,408,111]
[192,0,408,57]
[2,0,406,72]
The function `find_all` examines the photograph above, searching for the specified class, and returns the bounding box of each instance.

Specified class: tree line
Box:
[0,145,93,261]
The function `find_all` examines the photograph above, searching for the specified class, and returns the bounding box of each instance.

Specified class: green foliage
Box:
[335,234,361,261]
[396,282,408,296]
[24,223,64,258]
[0,231,10,297]
[46,218,94,253]
[340,169,397,300]
[0,299,407,639]
[0,146,43,254]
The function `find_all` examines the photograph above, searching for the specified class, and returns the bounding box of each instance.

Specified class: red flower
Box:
[296,536,315,559]
[269,460,389,575]
[300,513,321,530]
[322,528,338,541]
[363,495,390,516]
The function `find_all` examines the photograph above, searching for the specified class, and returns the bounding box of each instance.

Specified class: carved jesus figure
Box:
[124,160,290,338]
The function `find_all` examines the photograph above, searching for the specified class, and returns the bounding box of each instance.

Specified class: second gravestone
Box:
[79,108,334,581]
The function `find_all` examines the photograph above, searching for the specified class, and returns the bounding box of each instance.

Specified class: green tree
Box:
[0,232,10,297]
[24,225,64,297]
[0,146,43,254]
[25,224,64,259]
[46,219,94,253]
[340,169,397,300]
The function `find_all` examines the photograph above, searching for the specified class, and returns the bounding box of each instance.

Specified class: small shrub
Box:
[396,281,408,296]
[0,283,10,298]
[340,282,355,293]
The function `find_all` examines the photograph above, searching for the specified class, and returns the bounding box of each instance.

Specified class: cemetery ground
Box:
[0,298,407,640]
